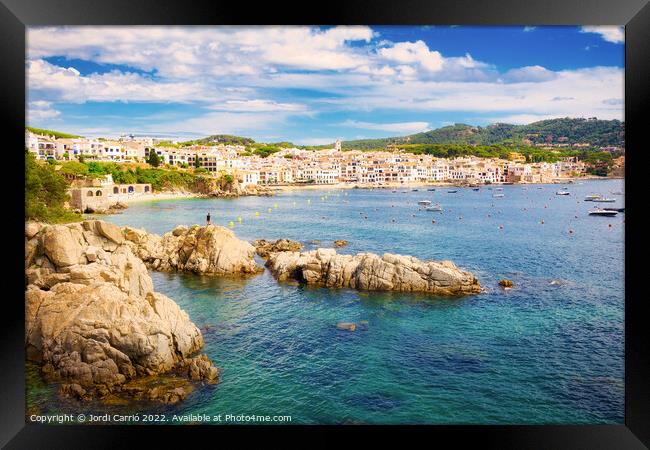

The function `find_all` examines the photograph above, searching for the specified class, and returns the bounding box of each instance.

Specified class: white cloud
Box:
[580,26,624,43]
[27,100,60,121]
[209,99,307,112]
[378,40,444,72]
[27,59,210,103]
[501,65,558,83]
[341,120,430,134]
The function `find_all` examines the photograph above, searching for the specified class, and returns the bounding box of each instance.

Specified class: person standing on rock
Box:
[206,212,211,225]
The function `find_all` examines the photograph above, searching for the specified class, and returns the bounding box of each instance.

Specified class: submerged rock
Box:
[498,279,514,288]
[266,248,481,296]
[252,238,303,258]
[333,240,348,248]
[24,220,219,402]
[336,322,357,332]
[123,224,262,276]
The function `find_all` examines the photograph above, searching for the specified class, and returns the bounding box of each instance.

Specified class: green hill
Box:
[180,134,256,146]
[26,127,82,139]
[337,118,624,150]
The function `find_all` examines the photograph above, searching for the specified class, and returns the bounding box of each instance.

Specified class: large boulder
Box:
[266,249,481,296]
[25,220,219,402]
[41,225,86,267]
[26,282,203,387]
[124,225,262,276]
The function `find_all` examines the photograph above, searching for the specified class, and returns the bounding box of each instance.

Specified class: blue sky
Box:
[26,25,624,144]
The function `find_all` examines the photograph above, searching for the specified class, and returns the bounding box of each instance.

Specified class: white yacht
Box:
[589,209,618,217]
[418,200,432,206]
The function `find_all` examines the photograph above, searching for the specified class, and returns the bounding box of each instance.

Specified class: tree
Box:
[25,150,81,223]
[147,150,161,167]
[194,154,201,169]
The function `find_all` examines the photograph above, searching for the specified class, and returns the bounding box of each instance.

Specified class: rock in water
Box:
[266,248,481,296]
[498,279,514,288]
[24,220,219,402]
[252,238,303,258]
[333,240,348,248]
[124,224,262,276]
[336,322,357,331]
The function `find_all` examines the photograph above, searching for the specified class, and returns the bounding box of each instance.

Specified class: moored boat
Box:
[592,197,616,203]
[556,190,570,195]
[589,209,618,216]
[424,204,443,212]
[447,190,458,193]
[584,195,601,201]
[418,200,432,206]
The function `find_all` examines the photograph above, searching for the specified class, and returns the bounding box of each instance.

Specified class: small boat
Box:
[412,189,419,192]
[418,200,432,206]
[447,190,458,193]
[492,193,504,198]
[556,190,570,196]
[603,207,625,212]
[584,195,601,201]
[589,209,618,216]
[611,191,623,195]
[424,204,443,212]
[472,188,480,191]
[592,197,616,203]
[427,188,436,191]
[392,190,397,193]
[495,187,503,191]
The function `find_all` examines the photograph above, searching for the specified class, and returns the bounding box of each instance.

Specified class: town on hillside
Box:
[26,128,625,192]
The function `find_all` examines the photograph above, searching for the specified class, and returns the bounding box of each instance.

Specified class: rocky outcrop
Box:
[266,248,481,295]
[123,224,262,276]
[84,202,129,215]
[333,240,348,248]
[252,239,303,258]
[25,220,219,403]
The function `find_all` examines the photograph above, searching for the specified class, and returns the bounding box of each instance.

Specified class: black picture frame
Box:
[2,0,648,447]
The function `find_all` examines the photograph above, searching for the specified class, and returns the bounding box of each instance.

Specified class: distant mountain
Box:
[338,118,625,150]
[181,134,256,146]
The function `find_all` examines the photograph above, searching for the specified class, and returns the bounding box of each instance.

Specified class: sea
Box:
[27,179,625,424]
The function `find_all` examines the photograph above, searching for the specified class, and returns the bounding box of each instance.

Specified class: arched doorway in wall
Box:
[144,186,150,193]
[128,186,134,193]
[96,190,102,196]
[86,191,94,197]
[113,187,119,194]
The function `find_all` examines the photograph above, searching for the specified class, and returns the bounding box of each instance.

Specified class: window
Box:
[86,191,94,197]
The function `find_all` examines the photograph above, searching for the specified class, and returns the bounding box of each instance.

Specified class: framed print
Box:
[2,0,649,447]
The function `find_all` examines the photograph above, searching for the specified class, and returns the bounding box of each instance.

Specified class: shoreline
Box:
[116,176,622,205]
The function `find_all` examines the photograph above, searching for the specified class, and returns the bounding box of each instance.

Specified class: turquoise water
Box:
[31,180,625,424]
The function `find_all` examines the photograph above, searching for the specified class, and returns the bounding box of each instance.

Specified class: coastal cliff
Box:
[123,224,262,276]
[266,248,481,295]
[25,221,219,403]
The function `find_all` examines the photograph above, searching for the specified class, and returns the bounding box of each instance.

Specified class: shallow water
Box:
[30,179,624,424]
